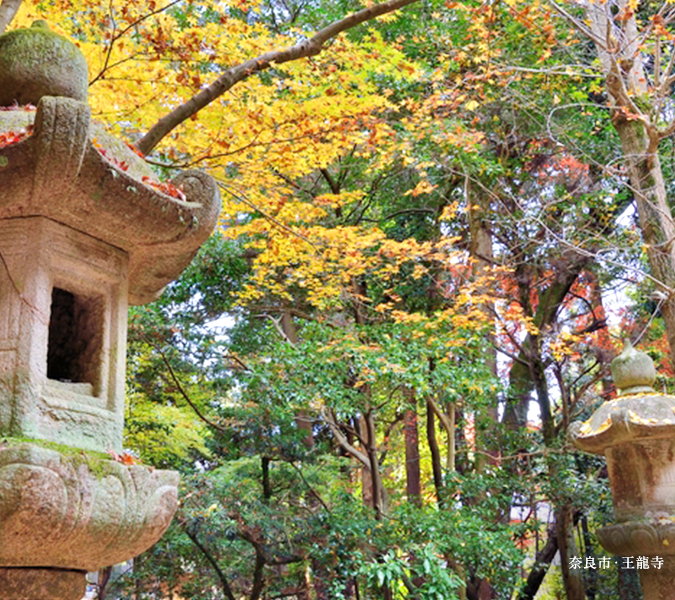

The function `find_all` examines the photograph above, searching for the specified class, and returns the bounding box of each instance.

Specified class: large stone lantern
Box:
[0,21,220,600]
[570,343,675,599]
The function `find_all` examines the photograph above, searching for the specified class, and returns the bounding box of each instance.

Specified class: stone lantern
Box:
[0,21,220,600]
[570,342,675,599]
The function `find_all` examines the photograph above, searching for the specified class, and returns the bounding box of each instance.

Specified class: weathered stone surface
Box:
[597,520,675,600]
[597,520,675,556]
[637,562,675,600]
[0,96,220,305]
[0,22,88,106]
[604,440,675,521]
[0,23,212,594]
[611,341,657,395]
[0,217,127,452]
[570,343,675,600]
[32,95,91,199]
[569,343,673,455]
[0,568,86,600]
[0,443,178,570]
[568,393,675,454]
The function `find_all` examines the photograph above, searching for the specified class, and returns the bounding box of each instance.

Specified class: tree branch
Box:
[183,525,237,600]
[89,0,182,85]
[218,181,318,249]
[249,547,266,600]
[426,395,453,437]
[289,461,331,513]
[321,408,371,467]
[147,337,228,432]
[0,0,22,35]
[136,0,420,154]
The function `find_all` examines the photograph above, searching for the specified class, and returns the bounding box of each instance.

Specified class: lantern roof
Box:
[570,342,675,454]
[0,23,220,305]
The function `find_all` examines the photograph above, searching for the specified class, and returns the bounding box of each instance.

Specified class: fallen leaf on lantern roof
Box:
[595,417,611,433]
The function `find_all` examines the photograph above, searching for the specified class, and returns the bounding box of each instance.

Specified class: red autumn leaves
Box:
[93,138,187,200]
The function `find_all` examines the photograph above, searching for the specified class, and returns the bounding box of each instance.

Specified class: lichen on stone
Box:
[0,21,88,106]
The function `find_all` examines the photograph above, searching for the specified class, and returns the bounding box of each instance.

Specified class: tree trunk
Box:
[556,505,585,600]
[359,414,374,510]
[97,566,112,600]
[404,392,421,504]
[446,401,456,472]
[426,398,444,505]
[364,409,387,519]
[613,118,675,367]
[584,0,675,369]
[466,176,499,472]
[517,523,559,600]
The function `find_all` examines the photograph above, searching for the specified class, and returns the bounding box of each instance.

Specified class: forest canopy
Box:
[2,0,673,596]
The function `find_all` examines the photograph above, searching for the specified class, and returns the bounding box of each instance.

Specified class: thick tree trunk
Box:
[359,414,374,509]
[364,409,387,519]
[467,177,499,472]
[584,0,675,369]
[613,118,675,367]
[502,255,590,430]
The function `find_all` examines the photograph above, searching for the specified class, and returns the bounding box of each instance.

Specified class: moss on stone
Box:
[0,436,123,479]
[0,110,35,135]
[90,122,157,181]
[0,21,88,106]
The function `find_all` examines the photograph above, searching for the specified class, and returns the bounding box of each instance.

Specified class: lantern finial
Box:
[610,339,657,395]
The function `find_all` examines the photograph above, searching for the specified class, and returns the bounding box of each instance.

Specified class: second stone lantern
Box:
[570,343,675,600]
[0,21,220,600]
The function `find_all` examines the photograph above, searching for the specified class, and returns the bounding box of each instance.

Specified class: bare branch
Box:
[548,0,603,48]
[136,0,420,154]
[182,524,237,600]
[264,314,298,346]
[146,336,228,432]
[288,462,331,512]
[426,395,453,436]
[321,408,371,467]
[89,0,182,85]
[218,181,318,249]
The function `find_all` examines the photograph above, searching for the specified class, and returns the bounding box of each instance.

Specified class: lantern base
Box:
[0,442,178,570]
[639,562,675,600]
[0,568,86,600]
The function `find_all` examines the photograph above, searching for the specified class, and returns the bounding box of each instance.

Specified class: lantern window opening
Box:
[47,286,104,395]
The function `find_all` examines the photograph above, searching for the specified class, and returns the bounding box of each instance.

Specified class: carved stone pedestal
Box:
[0,443,178,598]
[637,563,675,600]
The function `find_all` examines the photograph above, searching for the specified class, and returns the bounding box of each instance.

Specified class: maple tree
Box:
[4,0,675,597]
